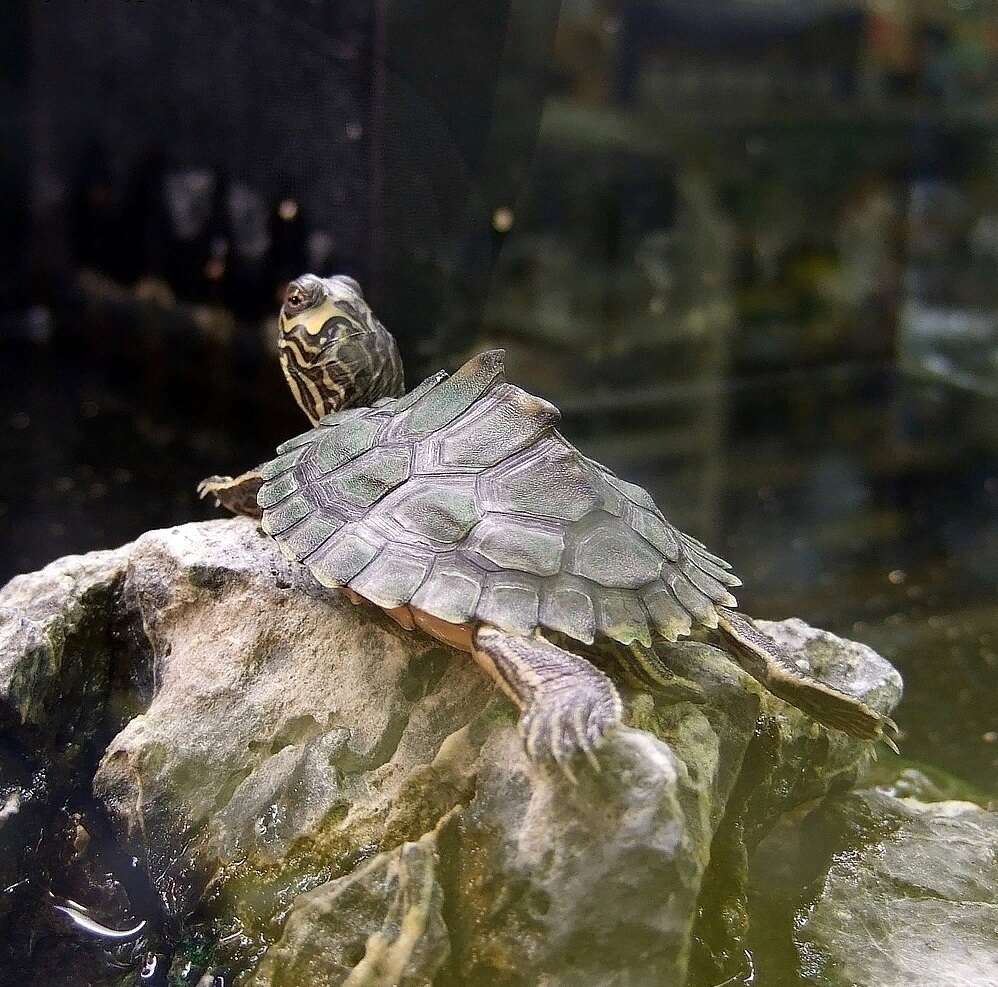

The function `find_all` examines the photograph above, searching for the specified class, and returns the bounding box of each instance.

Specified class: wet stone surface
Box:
[0,519,905,986]
[796,791,998,987]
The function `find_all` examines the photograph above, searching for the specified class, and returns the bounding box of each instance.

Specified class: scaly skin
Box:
[197,470,264,520]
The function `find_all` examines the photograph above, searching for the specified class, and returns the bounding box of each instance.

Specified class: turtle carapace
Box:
[199,274,898,774]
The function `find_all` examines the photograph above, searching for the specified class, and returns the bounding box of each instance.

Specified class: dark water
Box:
[1,329,996,986]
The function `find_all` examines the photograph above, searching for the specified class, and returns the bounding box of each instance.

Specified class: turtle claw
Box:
[550,737,579,786]
[878,712,901,754]
[573,707,603,774]
[197,476,232,502]
[197,470,265,519]
[519,703,609,783]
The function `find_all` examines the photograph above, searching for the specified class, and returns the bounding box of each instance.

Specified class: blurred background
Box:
[1,0,996,808]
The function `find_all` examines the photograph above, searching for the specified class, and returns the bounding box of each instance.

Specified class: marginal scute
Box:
[411,566,483,624]
[276,429,318,455]
[390,481,481,544]
[320,446,411,509]
[476,575,540,635]
[596,478,626,518]
[478,439,602,521]
[598,590,652,647]
[306,527,380,587]
[260,447,304,481]
[348,548,432,608]
[670,576,719,628]
[680,532,733,570]
[392,351,505,439]
[278,515,343,562]
[681,560,737,608]
[314,418,380,475]
[630,508,681,561]
[435,384,560,470]
[643,586,693,641]
[257,471,300,509]
[539,583,596,645]
[567,520,662,589]
[688,552,742,589]
[261,494,311,536]
[468,515,564,576]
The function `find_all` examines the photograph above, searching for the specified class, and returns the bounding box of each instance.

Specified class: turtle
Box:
[198,273,899,773]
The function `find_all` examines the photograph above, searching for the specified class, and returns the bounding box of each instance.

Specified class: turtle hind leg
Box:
[197,468,264,519]
[716,610,898,747]
[472,625,623,778]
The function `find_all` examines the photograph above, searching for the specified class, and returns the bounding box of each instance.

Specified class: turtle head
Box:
[278,274,405,423]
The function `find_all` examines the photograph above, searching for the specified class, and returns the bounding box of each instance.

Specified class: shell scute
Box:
[539,581,596,645]
[347,547,431,608]
[604,472,659,513]
[307,526,381,587]
[598,590,652,647]
[466,514,564,576]
[261,494,311,536]
[320,446,411,509]
[389,350,504,440]
[682,560,737,607]
[630,507,681,561]
[280,515,343,562]
[433,384,560,470]
[276,429,318,455]
[642,585,693,641]
[669,575,719,628]
[475,574,540,635]
[260,447,304,481]
[566,517,662,589]
[257,470,300,509]
[389,480,481,544]
[314,417,381,475]
[411,565,483,624]
[478,439,602,522]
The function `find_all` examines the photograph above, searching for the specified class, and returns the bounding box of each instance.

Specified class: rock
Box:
[251,829,450,987]
[0,546,128,748]
[795,791,998,987]
[685,618,902,984]
[0,519,903,986]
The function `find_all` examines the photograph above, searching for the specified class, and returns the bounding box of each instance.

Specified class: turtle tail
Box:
[716,610,898,748]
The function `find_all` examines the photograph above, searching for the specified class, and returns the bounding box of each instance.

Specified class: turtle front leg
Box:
[472,625,623,778]
[197,468,265,519]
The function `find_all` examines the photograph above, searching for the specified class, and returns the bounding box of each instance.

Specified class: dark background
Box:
[2,0,997,794]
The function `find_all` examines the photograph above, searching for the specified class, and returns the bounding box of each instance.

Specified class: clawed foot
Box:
[816,691,902,755]
[471,625,624,785]
[197,475,235,505]
[519,694,621,784]
[197,470,264,519]
[879,714,901,756]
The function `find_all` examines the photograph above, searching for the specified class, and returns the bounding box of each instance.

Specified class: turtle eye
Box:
[284,283,309,313]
